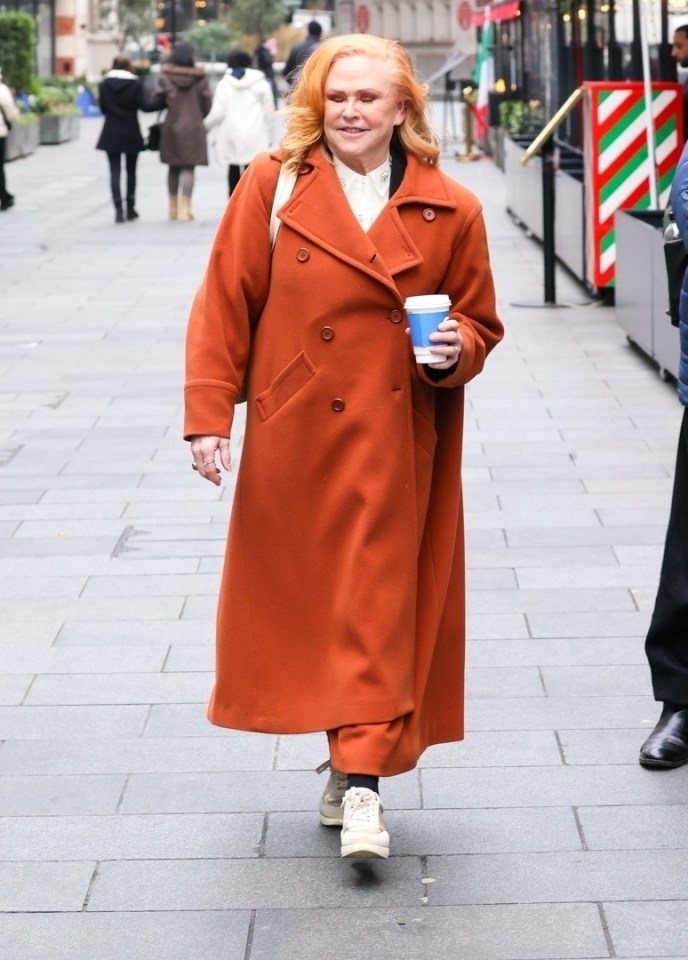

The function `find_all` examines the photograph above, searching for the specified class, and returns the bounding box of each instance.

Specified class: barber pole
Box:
[585,81,683,289]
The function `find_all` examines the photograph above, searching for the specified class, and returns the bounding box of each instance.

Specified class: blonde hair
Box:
[279,34,440,172]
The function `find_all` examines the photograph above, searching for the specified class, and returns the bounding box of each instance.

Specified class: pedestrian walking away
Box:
[640,138,688,770]
[184,33,503,860]
[255,37,279,107]
[0,66,20,212]
[284,20,323,88]
[150,41,211,222]
[95,55,157,223]
[204,49,274,197]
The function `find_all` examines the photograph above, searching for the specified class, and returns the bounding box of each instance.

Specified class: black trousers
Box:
[645,406,688,706]
[0,136,9,202]
[228,164,246,197]
[107,151,138,205]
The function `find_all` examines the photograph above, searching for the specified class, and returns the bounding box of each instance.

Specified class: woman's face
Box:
[323,54,407,175]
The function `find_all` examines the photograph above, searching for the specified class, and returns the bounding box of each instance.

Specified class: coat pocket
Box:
[256,351,317,421]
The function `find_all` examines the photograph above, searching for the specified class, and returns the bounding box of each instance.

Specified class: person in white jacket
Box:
[204,49,274,197]
[0,67,20,211]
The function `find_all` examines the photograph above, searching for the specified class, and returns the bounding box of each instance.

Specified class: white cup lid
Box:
[404,294,452,310]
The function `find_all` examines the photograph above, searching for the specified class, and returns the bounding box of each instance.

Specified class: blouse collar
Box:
[332,154,392,200]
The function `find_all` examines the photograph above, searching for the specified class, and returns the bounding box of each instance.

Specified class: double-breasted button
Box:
[296,248,310,262]
[422,208,436,222]
[331,398,346,412]
[390,309,403,323]
[320,326,335,341]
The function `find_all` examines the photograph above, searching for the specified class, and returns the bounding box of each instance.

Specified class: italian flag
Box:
[472,19,494,138]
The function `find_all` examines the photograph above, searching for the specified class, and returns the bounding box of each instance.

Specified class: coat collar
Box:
[273,145,457,293]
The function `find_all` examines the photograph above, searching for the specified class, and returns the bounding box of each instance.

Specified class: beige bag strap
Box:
[269,164,298,250]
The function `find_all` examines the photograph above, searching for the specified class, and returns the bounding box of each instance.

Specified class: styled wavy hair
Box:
[279,34,440,172]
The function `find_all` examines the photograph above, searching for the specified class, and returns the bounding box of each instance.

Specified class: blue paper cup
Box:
[404,294,452,363]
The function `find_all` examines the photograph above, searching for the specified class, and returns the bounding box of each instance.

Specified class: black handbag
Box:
[144,121,161,151]
[663,201,688,328]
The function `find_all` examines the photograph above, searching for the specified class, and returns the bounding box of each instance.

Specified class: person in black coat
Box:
[96,55,155,223]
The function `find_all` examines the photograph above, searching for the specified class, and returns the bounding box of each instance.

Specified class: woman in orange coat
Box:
[184,34,503,860]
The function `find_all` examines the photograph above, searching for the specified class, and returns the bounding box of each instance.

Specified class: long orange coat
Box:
[184,146,503,774]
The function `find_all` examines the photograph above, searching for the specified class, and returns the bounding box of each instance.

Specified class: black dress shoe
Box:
[639,706,688,768]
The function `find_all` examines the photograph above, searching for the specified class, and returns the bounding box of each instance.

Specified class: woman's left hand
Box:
[427,318,463,369]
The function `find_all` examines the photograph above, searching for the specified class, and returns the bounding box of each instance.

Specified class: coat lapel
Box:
[275,148,458,294]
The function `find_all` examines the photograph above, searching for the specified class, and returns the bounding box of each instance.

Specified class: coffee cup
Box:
[404,294,452,363]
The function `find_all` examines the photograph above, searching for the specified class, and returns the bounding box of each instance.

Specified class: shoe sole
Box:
[341,840,390,859]
[639,754,688,769]
[320,812,344,827]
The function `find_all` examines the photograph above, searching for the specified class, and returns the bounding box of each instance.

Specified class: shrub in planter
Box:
[498,99,545,138]
[31,83,81,143]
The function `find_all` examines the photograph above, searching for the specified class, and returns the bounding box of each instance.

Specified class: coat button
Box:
[390,309,402,323]
[422,208,436,222]
[331,398,345,412]
[296,248,310,261]
[321,326,335,341]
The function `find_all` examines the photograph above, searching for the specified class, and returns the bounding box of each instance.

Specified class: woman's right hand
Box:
[189,436,231,486]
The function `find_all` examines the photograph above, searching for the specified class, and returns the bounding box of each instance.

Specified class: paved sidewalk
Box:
[0,115,686,960]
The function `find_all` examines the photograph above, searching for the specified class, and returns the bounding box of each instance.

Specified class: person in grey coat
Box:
[150,42,211,222]
[96,55,154,223]
[639,139,688,769]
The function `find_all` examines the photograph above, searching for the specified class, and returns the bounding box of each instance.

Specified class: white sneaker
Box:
[318,766,348,826]
[340,787,390,859]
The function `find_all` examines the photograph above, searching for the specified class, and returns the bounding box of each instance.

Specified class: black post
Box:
[541,136,557,304]
[170,1,177,44]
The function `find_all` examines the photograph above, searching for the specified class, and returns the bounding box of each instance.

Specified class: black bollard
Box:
[541,136,557,304]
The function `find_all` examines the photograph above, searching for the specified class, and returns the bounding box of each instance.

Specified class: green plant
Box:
[498,99,546,136]
[16,110,38,125]
[230,0,287,42]
[0,12,36,94]
[185,21,237,62]
[32,84,79,115]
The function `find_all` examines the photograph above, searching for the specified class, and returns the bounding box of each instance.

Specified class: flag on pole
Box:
[472,18,494,138]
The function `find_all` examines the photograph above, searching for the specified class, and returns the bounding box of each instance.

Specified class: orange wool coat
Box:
[184,146,504,774]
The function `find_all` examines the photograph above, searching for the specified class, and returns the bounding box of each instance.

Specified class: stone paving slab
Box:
[247,904,609,960]
[0,911,252,960]
[0,813,264,860]
[426,849,688,905]
[0,734,277,775]
[0,862,95,911]
[604,901,688,957]
[86,857,425,911]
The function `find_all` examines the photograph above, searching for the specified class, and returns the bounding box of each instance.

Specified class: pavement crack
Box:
[243,909,257,960]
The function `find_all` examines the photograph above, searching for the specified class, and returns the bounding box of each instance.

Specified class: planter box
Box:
[615,209,679,380]
[504,135,586,285]
[39,114,80,145]
[5,121,39,160]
